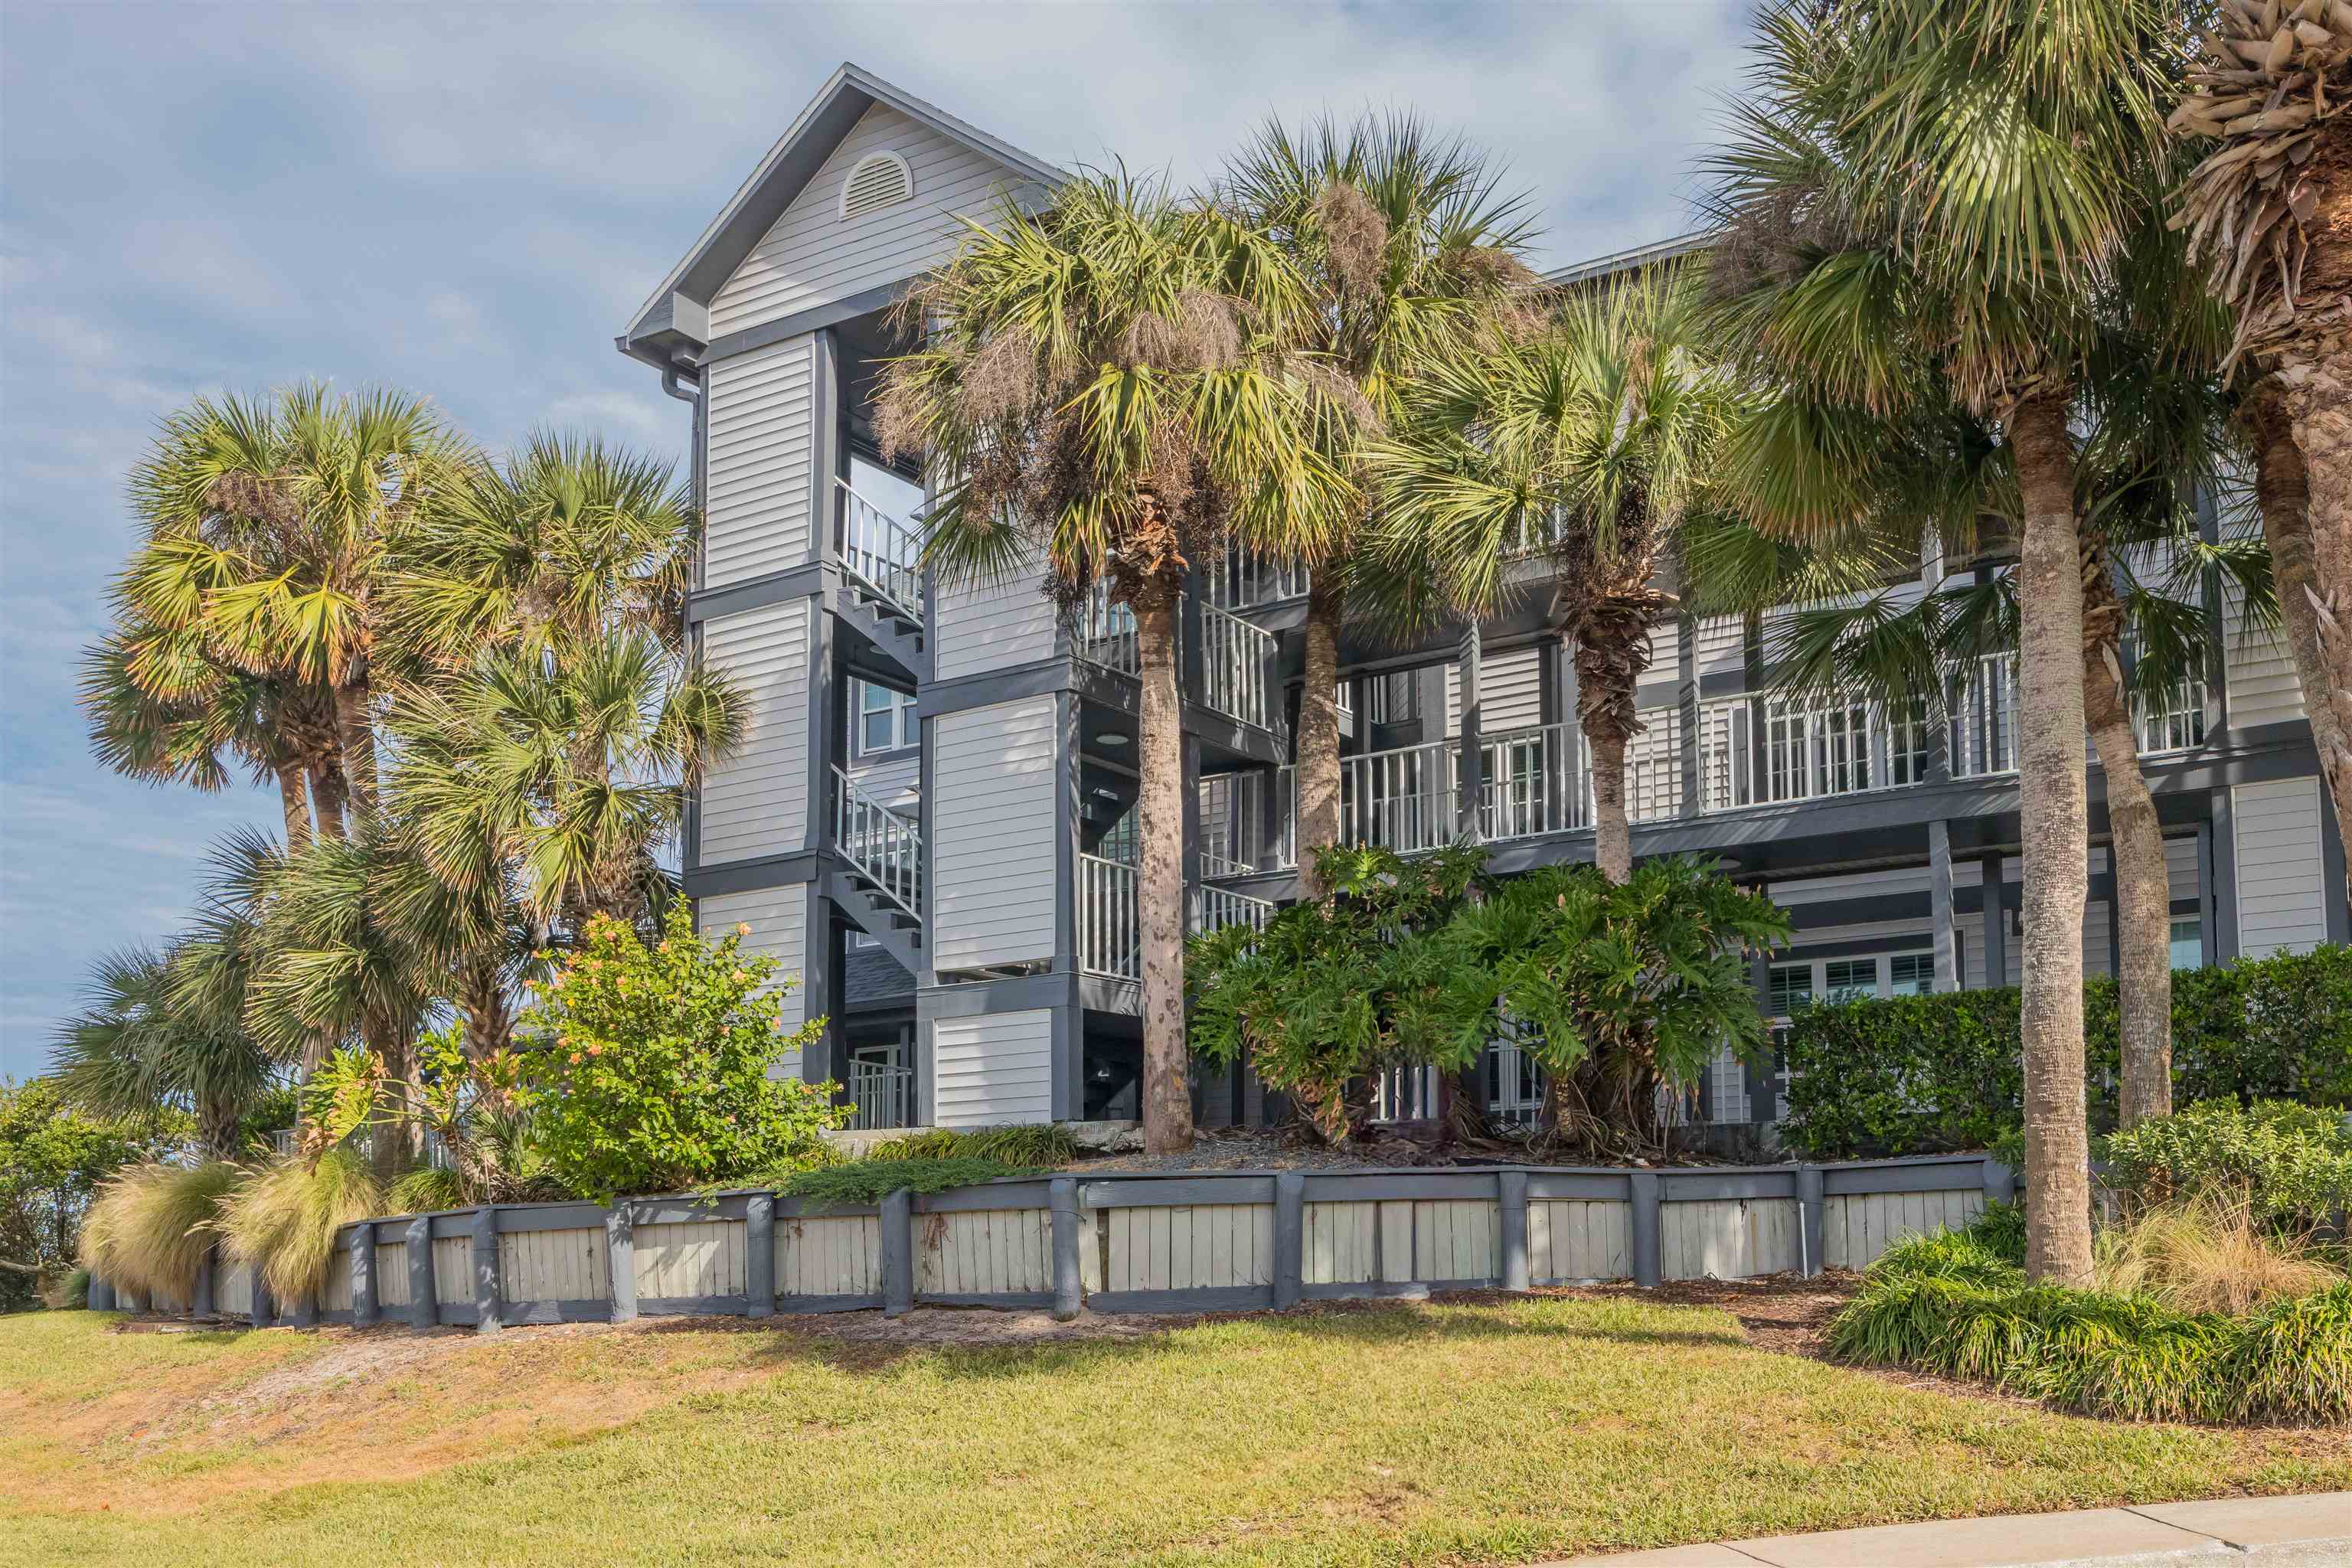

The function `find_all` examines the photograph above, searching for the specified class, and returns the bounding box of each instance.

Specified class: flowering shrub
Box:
[522,903,841,1202]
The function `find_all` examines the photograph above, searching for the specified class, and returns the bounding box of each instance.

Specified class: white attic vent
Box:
[841,151,914,220]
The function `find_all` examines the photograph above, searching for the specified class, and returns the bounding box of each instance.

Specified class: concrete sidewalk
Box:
[1554,1492,2351,1567]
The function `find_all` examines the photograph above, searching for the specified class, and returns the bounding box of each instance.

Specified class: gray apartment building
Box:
[617,64,2348,1139]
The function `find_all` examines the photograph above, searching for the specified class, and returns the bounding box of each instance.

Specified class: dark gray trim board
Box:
[699,283,903,368]
[687,560,828,625]
[681,849,824,900]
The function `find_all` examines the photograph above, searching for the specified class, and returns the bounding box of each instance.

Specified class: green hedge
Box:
[1782,946,2352,1159]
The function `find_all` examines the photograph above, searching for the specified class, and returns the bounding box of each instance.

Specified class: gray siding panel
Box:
[704,336,815,589]
[933,1008,1054,1127]
[1696,615,1744,679]
[2235,776,2328,956]
[1446,645,1544,736]
[699,887,809,1048]
[711,104,1033,338]
[700,600,811,866]
[2223,503,2303,728]
[933,696,1058,971]
[935,554,1058,680]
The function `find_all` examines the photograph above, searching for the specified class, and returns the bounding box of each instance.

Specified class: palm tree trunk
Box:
[1586,730,1632,883]
[334,675,378,819]
[2250,384,2352,909]
[309,760,348,841]
[459,956,513,1060]
[2008,390,2095,1287]
[2085,649,2172,1130]
[1133,589,1196,1155]
[276,763,312,851]
[1295,580,1347,897]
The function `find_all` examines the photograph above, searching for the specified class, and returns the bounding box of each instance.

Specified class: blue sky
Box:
[0,0,1751,1080]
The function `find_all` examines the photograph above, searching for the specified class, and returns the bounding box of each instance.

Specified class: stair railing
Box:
[835,479,926,627]
[833,765,922,922]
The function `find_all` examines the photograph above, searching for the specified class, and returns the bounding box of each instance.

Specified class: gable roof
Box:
[619,63,1066,370]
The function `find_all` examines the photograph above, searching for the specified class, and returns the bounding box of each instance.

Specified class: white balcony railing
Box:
[1194,884,1277,937]
[1949,653,2020,779]
[1075,578,1139,675]
[1341,737,1462,856]
[1076,853,1139,981]
[834,766,921,921]
[1198,599,1280,734]
[1202,551,1308,610]
[2135,676,2209,756]
[846,1060,915,1131]
[834,479,924,624]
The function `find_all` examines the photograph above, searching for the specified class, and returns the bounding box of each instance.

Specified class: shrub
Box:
[1782,945,2352,1158]
[866,1125,1080,1166]
[782,1158,1045,1207]
[387,1166,470,1215]
[522,904,844,1203]
[214,1148,383,1304]
[1831,1219,2352,1423]
[2092,1193,2344,1316]
[55,1267,90,1310]
[78,1161,243,1304]
[2102,1099,2352,1233]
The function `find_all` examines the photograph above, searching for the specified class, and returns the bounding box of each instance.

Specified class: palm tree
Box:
[51,943,283,1160]
[1702,0,2180,1284]
[872,170,1351,1155]
[390,431,697,669]
[1212,114,1537,893]
[1370,260,1734,883]
[389,627,744,942]
[2171,19,2352,902]
[121,384,468,822]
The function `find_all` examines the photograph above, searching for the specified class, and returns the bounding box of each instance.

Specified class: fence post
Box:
[1629,1171,1662,1289]
[880,1188,914,1318]
[192,1241,216,1319]
[1981,1155,2017,1207]
[1498,1171,1530,1292]
[1796,1165,1826,1279]
[1273,1172,1305,1310]
[745,1194,776,1318]
[289,1285,318,1329]
[471,1206,501,1334]
[1049,1178,1083,1321]
[253,1269,276,1328]
[607,1204,638,1324]
[404,1216,435,1331]
[352,1221,377,1327]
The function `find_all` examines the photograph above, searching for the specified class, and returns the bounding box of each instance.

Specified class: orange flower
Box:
[568,1051,583,1065]
[735,923,751,936]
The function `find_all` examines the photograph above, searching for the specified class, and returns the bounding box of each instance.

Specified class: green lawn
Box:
[2,1298,2344,1568]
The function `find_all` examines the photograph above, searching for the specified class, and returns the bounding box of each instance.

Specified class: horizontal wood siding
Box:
[1529,1200,1632,1283]
[432,1236,473,1305]
[1447,645,1544,736]
[698,599,811,866]
[634,1220,748,1301]
[2224,508,2303,728]
[933,695,1057,970]
[710,103,1033,338]
[935,553,1059,680]
[1659,1198,1798,1281]
[698,886,809,1053]
[932,1008,1053,1127]
[2235,776,2329,955]
[1696,614,1745,679]
[499,1227,611,1302]
[916,1207,1052,1295]
[1105,1204,1276,1292]
[1821,1189,1983,1270]
[374,1242,411,1308]
[704,334,815,586]
[776,1214,883,1298]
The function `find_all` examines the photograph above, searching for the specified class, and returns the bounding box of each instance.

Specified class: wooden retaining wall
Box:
[108,1155,2011,1331]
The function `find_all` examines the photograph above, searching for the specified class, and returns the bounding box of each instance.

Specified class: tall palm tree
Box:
[390,431,698,670]
[1703,0,2180,1283]
[51,942,283,1159]
[1370,260,1734,883]
[1213,114,1537,893]
[2171,21,2352,901]
[872,170,1351,1155]
[121,384,467,822]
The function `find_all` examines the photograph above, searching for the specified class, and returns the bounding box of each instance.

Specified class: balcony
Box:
[846,1060,916,1131]
[1074,852,1278,980]
[835,478,924,623]
[1074,583,1285,738]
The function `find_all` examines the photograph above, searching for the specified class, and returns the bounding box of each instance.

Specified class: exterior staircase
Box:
[831,764,923,975]
[834,479,929,682]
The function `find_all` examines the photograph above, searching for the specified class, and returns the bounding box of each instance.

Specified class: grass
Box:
[2092,1193,2344,1317]
[3,1295,2345,1568]
[214,1149,384,1303]
[80,1162,245,1302]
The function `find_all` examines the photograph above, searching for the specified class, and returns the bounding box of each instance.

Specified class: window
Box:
[2170,917,2203,970]
[1768,963,1813,1018]
[1889,952,1936,995]
[1364,670,1419,725]
[848,929,880,951]
[1824,959,1877,1002]
[854,680,917,756]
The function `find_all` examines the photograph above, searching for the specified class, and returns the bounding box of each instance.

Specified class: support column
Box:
[1456,622,1483,838]
[798,879,838,1089]
[1053,691,1084,1122]
[1677,611,1700,818]
[2210,788,2241,963]
[1981,852,2009,988]
[1929,820,1958,993]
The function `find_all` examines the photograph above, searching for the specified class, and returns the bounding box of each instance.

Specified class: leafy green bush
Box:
[1831,1220,2352,1424]
[521,904,844,1203]
[864,1125,1080,1166]
[782,1158,1044,1207]
[78,1161,244,1305]
[214,1148,383,1304]
[2102,1100,2352,1233]
[1782,946,2352,1158]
